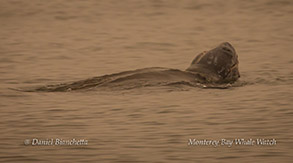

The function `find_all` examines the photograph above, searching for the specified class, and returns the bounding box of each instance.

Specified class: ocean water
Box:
[0,0,292,162]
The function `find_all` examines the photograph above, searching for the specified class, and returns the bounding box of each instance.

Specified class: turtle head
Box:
[186,42,240,83]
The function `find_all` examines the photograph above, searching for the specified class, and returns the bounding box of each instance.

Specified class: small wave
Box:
[165,80,250,89]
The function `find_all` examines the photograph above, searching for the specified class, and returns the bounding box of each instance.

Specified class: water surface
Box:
[0,0,292,162]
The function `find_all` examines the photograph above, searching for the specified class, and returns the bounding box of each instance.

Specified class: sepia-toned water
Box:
[0,0,292,162]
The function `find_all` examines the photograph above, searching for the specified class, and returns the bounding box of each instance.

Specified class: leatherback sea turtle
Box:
[32,42,240,92]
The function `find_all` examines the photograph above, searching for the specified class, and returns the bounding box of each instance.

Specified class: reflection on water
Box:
[0,0,292,162]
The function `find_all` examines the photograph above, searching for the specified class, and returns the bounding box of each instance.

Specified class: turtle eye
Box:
[231,63,237,70]
[227,63,238,74]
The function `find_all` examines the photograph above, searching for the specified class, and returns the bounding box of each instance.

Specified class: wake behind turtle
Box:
[30,42,240,92]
